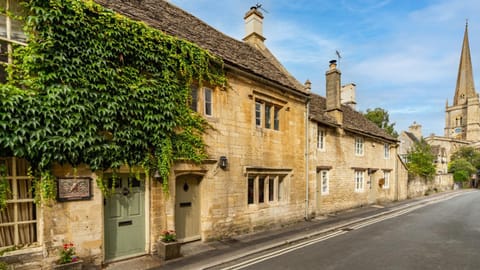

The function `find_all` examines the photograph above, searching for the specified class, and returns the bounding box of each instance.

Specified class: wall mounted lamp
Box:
[219,156,228,170]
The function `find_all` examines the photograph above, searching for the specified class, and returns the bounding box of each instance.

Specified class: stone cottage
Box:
[1,0,309,268]
[307,60,408,215]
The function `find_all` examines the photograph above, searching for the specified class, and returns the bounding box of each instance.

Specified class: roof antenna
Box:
[335,50,342,65]
[254,3,269,13]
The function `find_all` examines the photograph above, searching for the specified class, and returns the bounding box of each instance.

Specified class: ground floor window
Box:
[383,171,390,189]
[354,170,364,192]
[247,174,286,205]
[0,157,37,248]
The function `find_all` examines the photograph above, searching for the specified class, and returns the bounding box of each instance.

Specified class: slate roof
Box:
[95,0,305,94]
[310,93,397,143]
[403,131,420,143]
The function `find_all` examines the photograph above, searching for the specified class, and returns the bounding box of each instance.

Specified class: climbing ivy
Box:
[0,0,226,203]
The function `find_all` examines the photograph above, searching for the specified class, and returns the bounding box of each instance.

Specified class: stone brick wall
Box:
[408,173,453,198]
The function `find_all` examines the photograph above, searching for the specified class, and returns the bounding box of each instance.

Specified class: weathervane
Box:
[336,50,342,64]
[254,3,269,13]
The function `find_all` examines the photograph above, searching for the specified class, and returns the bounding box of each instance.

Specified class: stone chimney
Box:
[409,121,422,139]
[243,6,265,48]
[326,60,343,124]
[341,83,357,110]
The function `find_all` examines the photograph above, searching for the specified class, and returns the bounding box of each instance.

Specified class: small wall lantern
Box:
[153,170,162,182]
[219,156,228,170]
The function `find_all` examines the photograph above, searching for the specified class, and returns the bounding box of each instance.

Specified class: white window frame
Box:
[383,171,390,189]
[355,137,364,156]
[354,170,364,192]
[320,170,329,195]
[204,87,213,116]
[317,127,326,151]
[384,143,390,159]
[255,101,262,127]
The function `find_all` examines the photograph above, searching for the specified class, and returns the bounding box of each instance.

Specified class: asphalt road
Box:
[229,190,480,270]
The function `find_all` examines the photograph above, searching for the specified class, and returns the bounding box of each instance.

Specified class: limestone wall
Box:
[407,174,453,198]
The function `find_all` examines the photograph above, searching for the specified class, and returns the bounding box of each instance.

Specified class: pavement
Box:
[103,190,468,270]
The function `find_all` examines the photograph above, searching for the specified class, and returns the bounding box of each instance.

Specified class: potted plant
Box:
[53,243,82,270]
[157,230,181,260]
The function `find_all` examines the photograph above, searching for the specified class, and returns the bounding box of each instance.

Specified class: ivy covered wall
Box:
[0,0,226,195]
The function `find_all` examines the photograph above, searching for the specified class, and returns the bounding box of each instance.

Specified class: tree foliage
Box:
[0,0,226,198]
[406,139,436,179]
[448,146,480,182]
[363,107,398,137]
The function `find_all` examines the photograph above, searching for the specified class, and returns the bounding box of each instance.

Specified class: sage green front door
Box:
[104,174,145,261]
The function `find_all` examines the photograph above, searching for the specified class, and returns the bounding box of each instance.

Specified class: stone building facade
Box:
[307,61,407,216]
[1,1,410,269]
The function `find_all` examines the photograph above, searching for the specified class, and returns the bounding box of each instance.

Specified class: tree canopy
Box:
[363,107,398,137]
[406,139,436,179]
[448,146,480,182]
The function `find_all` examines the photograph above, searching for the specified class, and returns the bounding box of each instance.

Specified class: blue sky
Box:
[170,0,480,137]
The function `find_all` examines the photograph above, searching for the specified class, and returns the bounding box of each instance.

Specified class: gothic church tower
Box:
[445,22,480,141]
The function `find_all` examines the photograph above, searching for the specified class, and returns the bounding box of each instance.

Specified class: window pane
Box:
[0,14,5,38]
[258,177,265,203]
[265,104,271,128]
[0,203,14,223]
[204,88,212,116]
[0,225,15,247]
[17,179,33,199]
[18,223,37,245]
[0,40,8,63]
[247,177,255,204]
[128,177,141,187]
[255,102,261,127]
[273,107,280,130]
[268,178,274,201]
[190,86,198,112]
[11,19,26,42]
[18,202,36,222]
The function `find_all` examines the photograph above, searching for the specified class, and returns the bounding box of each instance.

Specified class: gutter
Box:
[305,96,311,220]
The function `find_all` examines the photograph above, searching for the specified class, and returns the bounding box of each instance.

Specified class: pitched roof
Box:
[309,93,397,142]
[95,0,305,94]
[454,22,476,105]
[403,131,420,143]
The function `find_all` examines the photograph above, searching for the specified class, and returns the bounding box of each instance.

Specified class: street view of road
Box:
[224,190,480,270]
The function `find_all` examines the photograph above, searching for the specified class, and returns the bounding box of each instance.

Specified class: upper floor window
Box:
[204,87,213,116]
[354,170,364,192]
[384,143,390,159]
[255,99,280,131]
[317,127,326,151]
[190,86,214,117]
[355,137,364,156]
[0,0,27,83]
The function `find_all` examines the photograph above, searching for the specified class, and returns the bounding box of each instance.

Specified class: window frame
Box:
[246,174,287,206]
[204,87,213,116]
[355,137,364,156]
[354,170,364,192]
[254,99,282,131]
[384,143,390,159]
[320,170,329,195]
[317,127,326,151]
[255,101,262,127]
[383,171,390,189]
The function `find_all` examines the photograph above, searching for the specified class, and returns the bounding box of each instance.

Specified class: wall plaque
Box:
[57,177,92,201]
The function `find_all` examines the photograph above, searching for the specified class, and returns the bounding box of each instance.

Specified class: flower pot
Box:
[53,260,83,270]
[157,241,181,260]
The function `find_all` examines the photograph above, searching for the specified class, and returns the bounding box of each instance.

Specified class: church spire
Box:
[453,21,476,105]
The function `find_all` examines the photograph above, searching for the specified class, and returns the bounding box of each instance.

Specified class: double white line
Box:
[219,192,468,270]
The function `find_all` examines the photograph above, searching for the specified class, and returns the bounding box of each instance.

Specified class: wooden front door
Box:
[175,175,201,242]
[104,174,145,262]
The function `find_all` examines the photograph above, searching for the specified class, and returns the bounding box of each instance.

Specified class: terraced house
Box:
[0,1,409,269]
[0,0,309,268]
[307,60,408,215]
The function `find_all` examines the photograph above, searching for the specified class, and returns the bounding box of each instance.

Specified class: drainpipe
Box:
[304,80,311,220]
